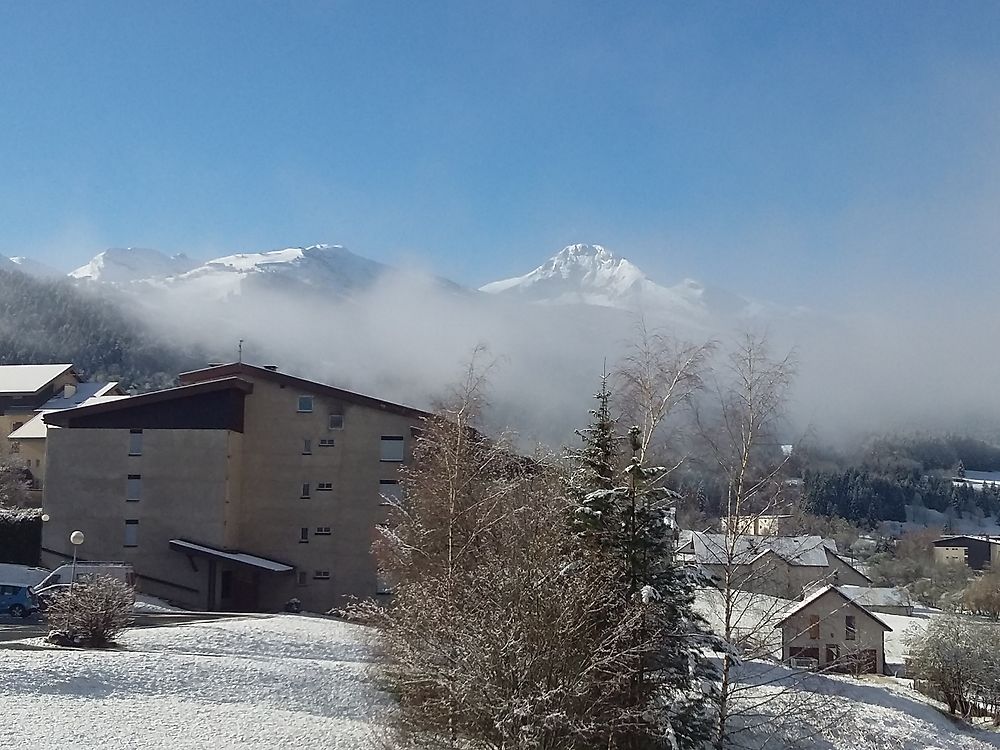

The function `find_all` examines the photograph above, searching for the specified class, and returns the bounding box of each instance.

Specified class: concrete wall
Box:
[934,546,968,566]
[41,427,234,609]
[235,378,417,611]
[781,590,887,674]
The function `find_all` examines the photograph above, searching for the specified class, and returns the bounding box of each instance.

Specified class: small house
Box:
[774,585,892,674]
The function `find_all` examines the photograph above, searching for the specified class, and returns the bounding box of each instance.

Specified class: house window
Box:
[297,395,313,413]
[127,475,141,502]
[846,615,857,641]
[317,482,333,492]
[380,435,404,462]
[379,479,402,506]
[315,526,331,535]
[301,483,311,499]
[314,570,331,580]
[129,429,143,456]
[124,520,139,547]
[302,439,312,455]
[297,571,308,586]
[329,414,344,430]
[808,615,820,640]
[299,527,309,543]
[318,438,336,447]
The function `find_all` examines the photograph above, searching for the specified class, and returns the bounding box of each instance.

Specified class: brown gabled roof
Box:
[177,362,430,420]
[43,377,254,427]
[772,585,892,632]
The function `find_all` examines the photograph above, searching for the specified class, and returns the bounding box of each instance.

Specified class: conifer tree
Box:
[567,378,715,750]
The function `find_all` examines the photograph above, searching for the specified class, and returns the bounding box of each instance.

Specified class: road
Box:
[0,611,246,644]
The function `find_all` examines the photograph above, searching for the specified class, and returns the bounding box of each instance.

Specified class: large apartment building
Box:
[40,363,428,612]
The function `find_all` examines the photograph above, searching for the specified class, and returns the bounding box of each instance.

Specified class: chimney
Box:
[62,383,77,399]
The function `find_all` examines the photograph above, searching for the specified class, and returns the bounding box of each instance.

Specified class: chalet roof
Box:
[836,585,911,609]
[773,585,892,632]
[178,362,430,420]
[933,534,1000,546]
[0,364,74,395]
[681,531,838,567]
[39,381,122,410]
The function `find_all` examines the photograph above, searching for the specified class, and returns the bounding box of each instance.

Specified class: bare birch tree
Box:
[615,317,716,465]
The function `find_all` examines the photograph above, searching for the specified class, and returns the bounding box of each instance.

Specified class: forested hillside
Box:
[0,269,201,390]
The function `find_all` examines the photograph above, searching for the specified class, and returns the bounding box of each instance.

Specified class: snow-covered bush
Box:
[45,575,135,648]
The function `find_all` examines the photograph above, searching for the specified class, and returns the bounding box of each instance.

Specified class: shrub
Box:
[45,575,135,648]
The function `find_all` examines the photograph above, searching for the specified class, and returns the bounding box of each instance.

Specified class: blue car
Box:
[0,583,38,618]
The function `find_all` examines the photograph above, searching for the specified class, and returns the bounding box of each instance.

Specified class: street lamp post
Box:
[69,530,85,590]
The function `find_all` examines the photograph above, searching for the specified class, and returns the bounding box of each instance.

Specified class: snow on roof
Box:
[169,539,294,573]
[685,531,837,567]
[39,381,120,410]
[837,585,912,609]
[0,364,73,394]
[773,585,892,631]
[9,390,129,440]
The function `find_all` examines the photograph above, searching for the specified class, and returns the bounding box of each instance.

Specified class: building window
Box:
[297,571,308,586]
[846,615,856,641]
[299,527,309,543]
[129,429,143,456]
[297,395,313,413]
[318,438,336,447]
[124,520,139,547]
[808,615,820,640]
[302,439,312,455]
[329,414,344,430]
[314,570,331,580]
[301,483,311,499]
[380,435,404,462]
[379,479,402,506]
[127,475,141,502]
[317,482,333,491]
[315,526,331,535]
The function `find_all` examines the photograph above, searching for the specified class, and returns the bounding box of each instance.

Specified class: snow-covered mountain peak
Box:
[479,243,651,306]
[70,247,198,284]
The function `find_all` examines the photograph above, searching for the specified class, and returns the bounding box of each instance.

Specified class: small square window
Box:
[299,527,309,543]
[318,438,336,447]
[315,526,332,535]
[317,482,333,492]
[296,571,308,586]
[380,435,404,462]
[297,395,313,413]
[301,483,311,498]
[329,414,344,430]
[302,439,312,455]
[314,570,331,580]
[379,479,402,506]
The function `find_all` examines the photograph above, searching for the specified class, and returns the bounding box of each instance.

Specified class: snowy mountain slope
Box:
[480,243,764,320]
[0,254,63,278]
[70,247,199,283]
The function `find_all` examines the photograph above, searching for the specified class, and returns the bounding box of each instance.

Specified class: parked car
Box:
[34,562,135,591]
[32,583,73,610]
[0,583,39,618]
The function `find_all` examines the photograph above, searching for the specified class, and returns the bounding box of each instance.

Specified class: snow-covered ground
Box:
[0,615,388,749]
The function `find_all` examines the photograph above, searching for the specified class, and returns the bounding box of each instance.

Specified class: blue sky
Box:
[1,2,998,304]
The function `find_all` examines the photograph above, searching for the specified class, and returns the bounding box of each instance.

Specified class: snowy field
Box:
[0,615,388,750]
[1,608,996,750]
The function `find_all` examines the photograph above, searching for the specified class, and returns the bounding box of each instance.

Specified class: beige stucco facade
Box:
[934,546,969,566]
[40,366,424,613]
[777,587,890,674]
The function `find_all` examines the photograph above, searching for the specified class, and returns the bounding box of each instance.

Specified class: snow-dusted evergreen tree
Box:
[567,381,715,749]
